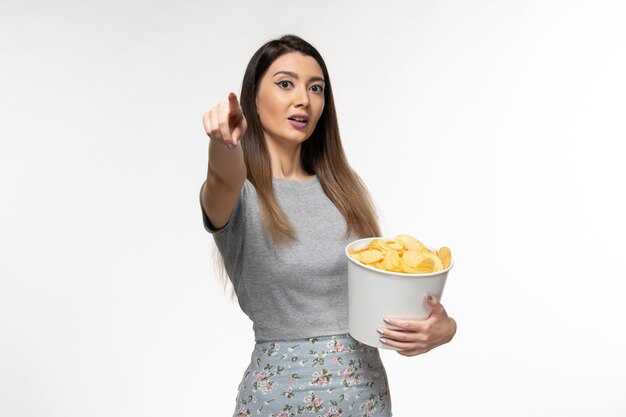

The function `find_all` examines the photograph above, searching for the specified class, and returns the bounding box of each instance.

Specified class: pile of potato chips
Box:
[348,234,452,274]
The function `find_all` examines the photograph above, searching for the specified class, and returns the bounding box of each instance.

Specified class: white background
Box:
[1,1,625,416]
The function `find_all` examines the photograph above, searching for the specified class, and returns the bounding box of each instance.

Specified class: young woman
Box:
[200,34,457,417]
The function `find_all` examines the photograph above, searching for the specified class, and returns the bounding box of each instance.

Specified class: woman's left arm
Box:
[378,294,457,357]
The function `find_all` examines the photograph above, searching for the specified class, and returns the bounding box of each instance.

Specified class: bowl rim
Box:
[345,236,454,277]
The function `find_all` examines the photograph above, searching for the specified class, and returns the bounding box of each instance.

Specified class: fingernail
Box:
[383,318,390,324]
[379,338,387,344]
[377,328,384,335]
[427,293,433,301]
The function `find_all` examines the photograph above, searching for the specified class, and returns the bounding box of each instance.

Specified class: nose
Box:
[294,85,310,108]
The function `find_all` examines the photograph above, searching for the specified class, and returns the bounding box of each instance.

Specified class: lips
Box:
[288,119,308,129]
[287,114,309,123]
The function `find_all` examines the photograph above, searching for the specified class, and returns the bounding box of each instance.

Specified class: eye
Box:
[310,85,325,94]
[276,80,293,89]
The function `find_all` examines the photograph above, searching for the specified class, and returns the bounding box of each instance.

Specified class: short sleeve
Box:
[199,180,246,235]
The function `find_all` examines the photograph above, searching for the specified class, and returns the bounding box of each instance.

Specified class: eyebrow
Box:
[272,70,325,83]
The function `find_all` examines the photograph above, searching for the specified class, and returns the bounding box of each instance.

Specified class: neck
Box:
[265,136,310,180]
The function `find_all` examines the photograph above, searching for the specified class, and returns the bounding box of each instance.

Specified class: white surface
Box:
[346,237,451,350]
[1,1,625,416]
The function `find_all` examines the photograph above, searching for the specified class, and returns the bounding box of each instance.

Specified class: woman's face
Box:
[256,52,325,147]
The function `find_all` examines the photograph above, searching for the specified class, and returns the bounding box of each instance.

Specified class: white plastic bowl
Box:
[345,237,453,350]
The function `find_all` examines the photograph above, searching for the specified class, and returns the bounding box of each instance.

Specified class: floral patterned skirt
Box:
[232,333,392,417]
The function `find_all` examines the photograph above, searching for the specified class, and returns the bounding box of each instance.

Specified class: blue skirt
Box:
[232,333,393,417]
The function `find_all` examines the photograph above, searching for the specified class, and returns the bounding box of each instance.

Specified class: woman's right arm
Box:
[201,92,248,230]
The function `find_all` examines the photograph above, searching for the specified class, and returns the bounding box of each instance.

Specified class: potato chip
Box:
[358,249,384,264]
[414,256,435,273]
[378,240,404,252]
[401,250,423,268]
[381,250,401,272]
[423,252,443,272]
[394,234,427,252]
[437,246,452,269]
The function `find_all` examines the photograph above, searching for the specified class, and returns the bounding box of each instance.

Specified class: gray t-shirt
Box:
[199,176,357,342]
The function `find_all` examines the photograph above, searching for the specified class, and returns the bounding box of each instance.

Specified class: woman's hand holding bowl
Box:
[378,294,457,357]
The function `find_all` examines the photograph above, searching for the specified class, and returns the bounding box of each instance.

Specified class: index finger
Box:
[228,92,241,116]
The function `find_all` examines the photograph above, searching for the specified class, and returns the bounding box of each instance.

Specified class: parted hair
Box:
[213,34,381,298]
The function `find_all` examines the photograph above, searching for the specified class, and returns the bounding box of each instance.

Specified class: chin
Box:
[285,133,310,144]
[267,129,311,145]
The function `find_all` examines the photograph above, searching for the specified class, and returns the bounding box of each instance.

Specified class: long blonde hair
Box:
[215,35,381,299]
